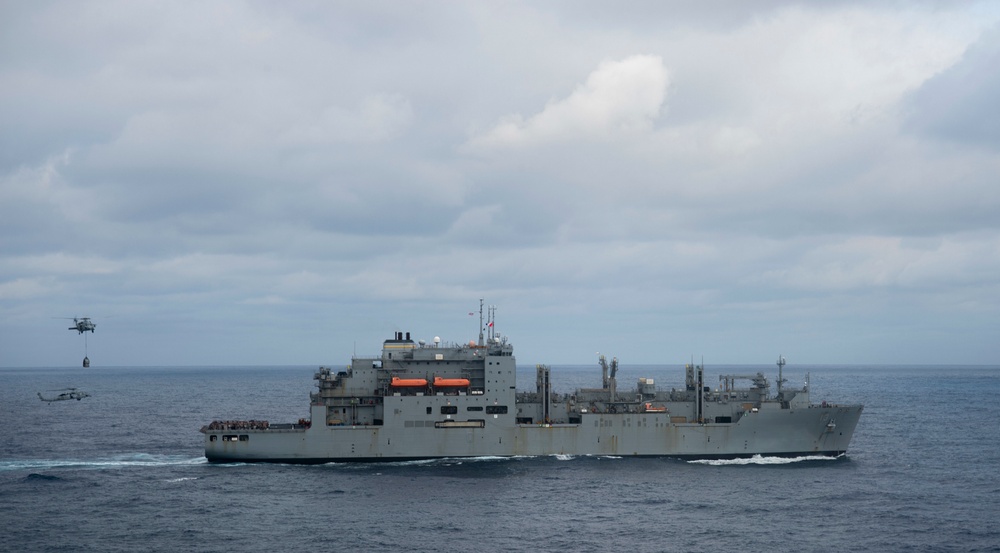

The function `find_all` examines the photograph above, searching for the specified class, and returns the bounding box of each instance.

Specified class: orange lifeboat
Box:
[644,402,667,413]
[391,377,428,387]
[433,377,471,387]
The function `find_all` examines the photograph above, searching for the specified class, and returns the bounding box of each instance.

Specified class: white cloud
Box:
[905,22,1000,146]
[465,55,668,149]
[0,277,59,300]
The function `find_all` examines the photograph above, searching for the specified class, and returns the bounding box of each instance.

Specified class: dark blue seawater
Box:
[2,364,998,553]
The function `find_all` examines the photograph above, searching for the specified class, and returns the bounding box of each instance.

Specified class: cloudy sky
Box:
[2,1,999,368]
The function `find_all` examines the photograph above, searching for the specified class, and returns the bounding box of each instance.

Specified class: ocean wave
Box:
[0,454,207,472]
[312,455,529,470]
[688,454,843,466]
[23,473,62,481]
[164,476,199,483]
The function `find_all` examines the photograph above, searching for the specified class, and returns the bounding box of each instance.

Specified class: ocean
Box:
[1,363,998,553]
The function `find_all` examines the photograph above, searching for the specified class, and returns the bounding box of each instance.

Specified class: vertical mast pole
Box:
[777,355,786,400]
[488,304,495,343]
[478,298,484,346]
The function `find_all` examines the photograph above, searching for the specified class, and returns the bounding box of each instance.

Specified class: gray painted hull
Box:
[204,402,862,463]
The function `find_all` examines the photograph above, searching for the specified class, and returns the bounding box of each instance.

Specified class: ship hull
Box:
[204,404,862,463]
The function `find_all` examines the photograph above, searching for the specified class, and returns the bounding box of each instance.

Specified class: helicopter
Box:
[57,317,97,366]
[65,317,96,334]
[37,388,91,402]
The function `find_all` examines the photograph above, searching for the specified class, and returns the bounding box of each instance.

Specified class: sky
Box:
[1,1,999,368]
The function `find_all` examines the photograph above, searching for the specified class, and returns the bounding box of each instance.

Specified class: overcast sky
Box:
[2,1,999,368]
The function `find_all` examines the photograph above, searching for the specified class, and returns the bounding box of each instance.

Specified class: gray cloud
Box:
[1,1,998,367]
[905,23,1000,147]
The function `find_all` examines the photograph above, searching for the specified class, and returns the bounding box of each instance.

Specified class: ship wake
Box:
[689,454,844,466]
[0,453,207,472]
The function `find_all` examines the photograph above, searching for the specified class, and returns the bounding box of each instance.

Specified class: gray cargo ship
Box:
[202,304,862,463]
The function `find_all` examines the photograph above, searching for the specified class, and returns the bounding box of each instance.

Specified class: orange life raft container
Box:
[433,377,471,387]
[390,377,428,387]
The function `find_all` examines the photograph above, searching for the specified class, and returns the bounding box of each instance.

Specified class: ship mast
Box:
[488,304,496,343]
[478,298,484,346]
[776,355,786,400]
[598,354,618,401]
[609,356,617,401]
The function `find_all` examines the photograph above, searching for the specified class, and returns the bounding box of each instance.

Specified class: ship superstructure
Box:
[202,303,862,463]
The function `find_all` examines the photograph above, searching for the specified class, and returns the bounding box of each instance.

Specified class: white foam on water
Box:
[688,454,842,466]
[1,454,207,472]
[320,455,525,470]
